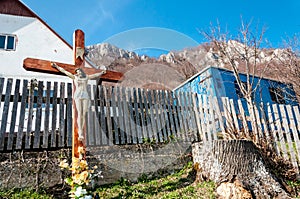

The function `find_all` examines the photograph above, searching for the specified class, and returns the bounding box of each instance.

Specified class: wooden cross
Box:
[23,29,123,158]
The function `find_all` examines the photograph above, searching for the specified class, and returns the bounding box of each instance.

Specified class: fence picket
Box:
[237,100,249,136]
[0,79,13,150]
[42,82,51,148]
[58,83,65,147]
[133,88,142,143]
[267,103,280,155]
[105,87,113,146]
[66,83,73,147]
[51,82,58,148]
[160,90,171,140]
[167,91,178,138]
[272,104,289,159]
[33,81,44,148]
[279,105,298,170]
[110,87,119,144]
[7,79,20,150]
[209,95,218,140]
[16,80,28,149]
[153,90,163,142]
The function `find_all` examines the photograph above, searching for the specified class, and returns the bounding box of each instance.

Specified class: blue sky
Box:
[22,0,299,54]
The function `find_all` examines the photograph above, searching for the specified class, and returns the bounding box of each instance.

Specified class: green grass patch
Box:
[96,161,216,199]
[0,162,216,199]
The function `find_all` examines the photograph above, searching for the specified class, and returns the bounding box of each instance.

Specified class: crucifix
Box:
[23,29,123,158]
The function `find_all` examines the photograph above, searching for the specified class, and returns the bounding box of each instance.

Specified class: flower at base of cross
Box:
[59,147,100,199]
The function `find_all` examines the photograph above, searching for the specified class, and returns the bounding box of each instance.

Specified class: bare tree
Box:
[272,34,300,101]
[202,20,275,143]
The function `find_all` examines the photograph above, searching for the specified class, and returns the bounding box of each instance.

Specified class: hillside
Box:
[86,42,300,94]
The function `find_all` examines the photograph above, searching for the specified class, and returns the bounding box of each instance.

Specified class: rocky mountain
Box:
[86,43,197,89]
[86,41,298,91]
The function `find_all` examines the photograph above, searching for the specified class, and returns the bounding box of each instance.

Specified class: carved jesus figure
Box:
[52,63,106,141]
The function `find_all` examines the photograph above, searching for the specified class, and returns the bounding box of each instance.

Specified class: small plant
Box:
[59,147,101,199]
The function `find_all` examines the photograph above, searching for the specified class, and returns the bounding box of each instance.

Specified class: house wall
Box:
[0,13,72,82]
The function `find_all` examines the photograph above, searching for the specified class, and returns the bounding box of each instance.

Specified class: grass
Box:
[95,161,215,199]
[0,161,216,199]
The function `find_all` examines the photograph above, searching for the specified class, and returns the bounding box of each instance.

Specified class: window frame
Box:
[0,33,16,51]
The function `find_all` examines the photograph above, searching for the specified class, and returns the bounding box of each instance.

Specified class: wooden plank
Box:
[51,82,58,148]
[138,88,147,141]
[66,83,73,147]
[259,103,271,141]
[209,95,218,140]
[293,106,300,133]
[157,90,168,142]
[142,89,152,141]
[7,79,21,150]
[267,103,280,155]
[128,88,138,144]
[93,85,101,146]
[279,105,298,170]
[169,91,180,139]
[229,99,240,133]
[111,86,119,144]
[42,82,51,148]
[150,90,160,142]
[58,82,65,147]
[192,93,203,142]
[121,87,131,144]
[133,88,142,143]
[175,92,185,140]
[0,78,5,111]
[253,104,264,139]
[99,85,108,145]
[221,97,234,134]
[25,81,34,149]
[182,92,191,141]
[33,81,44,148]
[16,80,29,150]
[187,92,198,142]
[237,100,249,137]
[23,58,123,82]
[105,86,113,146]
[117,87,126,144]
[179,92,189,141]
[203,96,212,142]
[153,90,163,142]
[213,97,226,138]
[0,79,13,150]
[87,85,94,146]
[272,104,289,159]
[160,90,172,140]
[197,95,207,142]
[289,106,300,159]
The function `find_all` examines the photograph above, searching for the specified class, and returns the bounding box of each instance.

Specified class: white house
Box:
[0,0,94,82]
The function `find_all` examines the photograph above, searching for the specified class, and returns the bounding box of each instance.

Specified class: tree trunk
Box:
[192,140,290,199]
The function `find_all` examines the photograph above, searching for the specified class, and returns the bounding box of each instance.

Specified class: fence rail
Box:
[0,77,300,170]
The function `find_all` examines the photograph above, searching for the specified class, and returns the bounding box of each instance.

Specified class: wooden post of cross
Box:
[23,29,123,159]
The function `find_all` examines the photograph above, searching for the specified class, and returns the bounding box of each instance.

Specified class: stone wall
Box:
[0,141,191,189]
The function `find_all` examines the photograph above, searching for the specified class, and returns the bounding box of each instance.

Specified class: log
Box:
[192,140,291,199]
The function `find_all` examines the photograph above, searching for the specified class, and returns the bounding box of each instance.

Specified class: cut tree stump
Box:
[192,140,291,199]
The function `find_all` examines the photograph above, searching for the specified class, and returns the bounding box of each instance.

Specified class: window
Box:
[234,80,247,98]
[269,87,286,104]
[0,34,16,50]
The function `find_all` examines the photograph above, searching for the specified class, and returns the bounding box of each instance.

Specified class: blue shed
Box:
[173,66,298,106]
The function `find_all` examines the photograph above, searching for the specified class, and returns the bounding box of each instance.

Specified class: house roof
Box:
[0,0,73,49]
[173,66,290,91]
